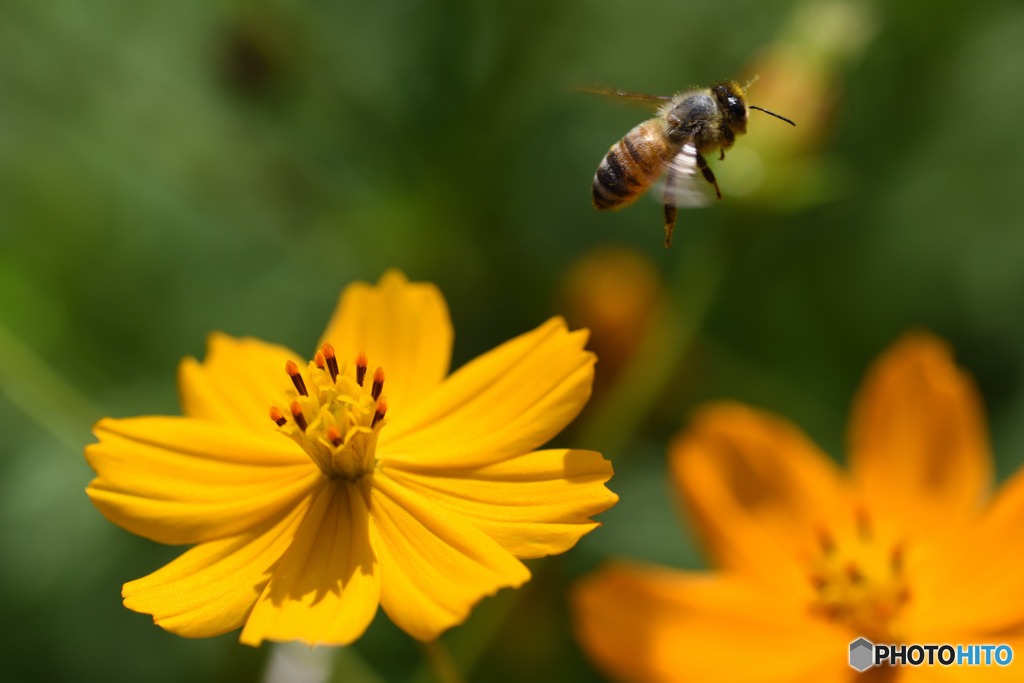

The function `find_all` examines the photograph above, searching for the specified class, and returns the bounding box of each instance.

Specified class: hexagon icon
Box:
[849,638,874,671]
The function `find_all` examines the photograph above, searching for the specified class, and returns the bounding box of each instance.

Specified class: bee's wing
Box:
[576,86,671,110]
[661,141,713,208]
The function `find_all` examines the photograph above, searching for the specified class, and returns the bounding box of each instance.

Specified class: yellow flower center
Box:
[269,344,388,481]
[808,511,910,641]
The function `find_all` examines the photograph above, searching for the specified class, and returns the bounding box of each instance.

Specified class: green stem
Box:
[576,230,727,458]
[420,639,467,683]
[404,569,537,683]
[328,646,389,683]
[0,321,101,450]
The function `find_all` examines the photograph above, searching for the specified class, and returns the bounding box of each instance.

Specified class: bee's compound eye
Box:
[726,96,746,120]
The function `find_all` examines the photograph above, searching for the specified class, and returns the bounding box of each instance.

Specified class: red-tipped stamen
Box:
[355,351,368,386]
[372,396,388,428]
[269,406,287,427]
[314,351,326,370]
[371,366,385,400]
[891,544,904,574]
[855,507,872,541]
[285,360,308,396]
[845,563,863,584]
[290,401,307,432]
[322,343,340,382]
[816,527,835,555]
[326,425,343,447]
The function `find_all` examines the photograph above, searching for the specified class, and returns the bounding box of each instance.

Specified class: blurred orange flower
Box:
[573,332,1024,681]
[560,247,664,395]
[87,270,617,646]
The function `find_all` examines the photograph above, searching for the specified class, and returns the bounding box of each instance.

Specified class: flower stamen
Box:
[270,351,389,480]
[856,507,872,541]
[372,397,388,428]
[285,360,308,397]
[355,352,368,386]
[816,527,835,555]
[290,401,307,432]
[891,543,904,574]
[269,406,287,426]
[808,513,910,641]
[322,343,340,382]
[372,367,385,401]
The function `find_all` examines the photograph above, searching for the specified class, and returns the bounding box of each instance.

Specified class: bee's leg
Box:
[662,165,680,248]
[695,153,723,200]
[718,126,734,162]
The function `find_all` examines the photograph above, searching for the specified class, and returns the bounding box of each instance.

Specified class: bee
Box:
[586,76,794,247]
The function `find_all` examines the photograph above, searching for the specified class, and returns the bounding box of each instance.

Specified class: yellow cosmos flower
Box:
[573,332,1024,681]
[86,270,617,646]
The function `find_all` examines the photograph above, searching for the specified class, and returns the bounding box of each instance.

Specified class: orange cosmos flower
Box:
[86,270,617,646]
[573,332,1024,681]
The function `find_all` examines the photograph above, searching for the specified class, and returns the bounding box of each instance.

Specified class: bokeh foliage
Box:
[2,0,1024,680]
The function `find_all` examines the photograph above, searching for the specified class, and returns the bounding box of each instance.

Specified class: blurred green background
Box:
[2,0,1024,681]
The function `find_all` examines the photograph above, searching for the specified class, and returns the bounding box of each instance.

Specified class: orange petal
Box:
[908,466,1024,636]
[240,480,380,646]
[369,472,531,641]
[86,417,321,544]
[379,449,617,559]
[318,270,453,417]
[178,333,304,432]
[671,402,850,592]
[848,332,992,535]
[572,563,850,683]
[380,317,594,469]
[122,491,313,638]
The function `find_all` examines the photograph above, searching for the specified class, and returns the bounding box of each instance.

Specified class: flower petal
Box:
[369,471,531,641]
[86,417,321,544]
[572,563,850,683]
[380,449,617,559]
[121,492,313,638]
[671,402,850,592]
[908,467,1024,636]
[318,270,453,417]
[380,317,594,469]
[848,332,992,534]
[178,332,304,432]
[240,479,380,646]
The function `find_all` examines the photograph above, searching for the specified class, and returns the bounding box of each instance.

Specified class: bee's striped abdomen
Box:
[592,119,675,211]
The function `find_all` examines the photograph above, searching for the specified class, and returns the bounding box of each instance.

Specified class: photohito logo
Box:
[849,638,1013,670]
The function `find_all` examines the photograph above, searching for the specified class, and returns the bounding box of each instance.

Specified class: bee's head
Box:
[712,81,749,134]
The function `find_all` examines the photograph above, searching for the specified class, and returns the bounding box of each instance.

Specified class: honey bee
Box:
[586,76,794,247]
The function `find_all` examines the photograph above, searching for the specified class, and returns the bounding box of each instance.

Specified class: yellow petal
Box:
[122,491,313,638]
[318,270,452,416]
[572,563,850,683]
[369,472,531,641]
[380,449,617,559]
[671,402,850,593]
[86,417,321,544]
[178,332,303,432]
[380,317,594,469]
[848,332,992,534]
[240,480,380,646]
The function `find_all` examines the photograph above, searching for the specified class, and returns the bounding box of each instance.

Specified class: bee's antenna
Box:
[742,74,760,92]
[749,105,796,126]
